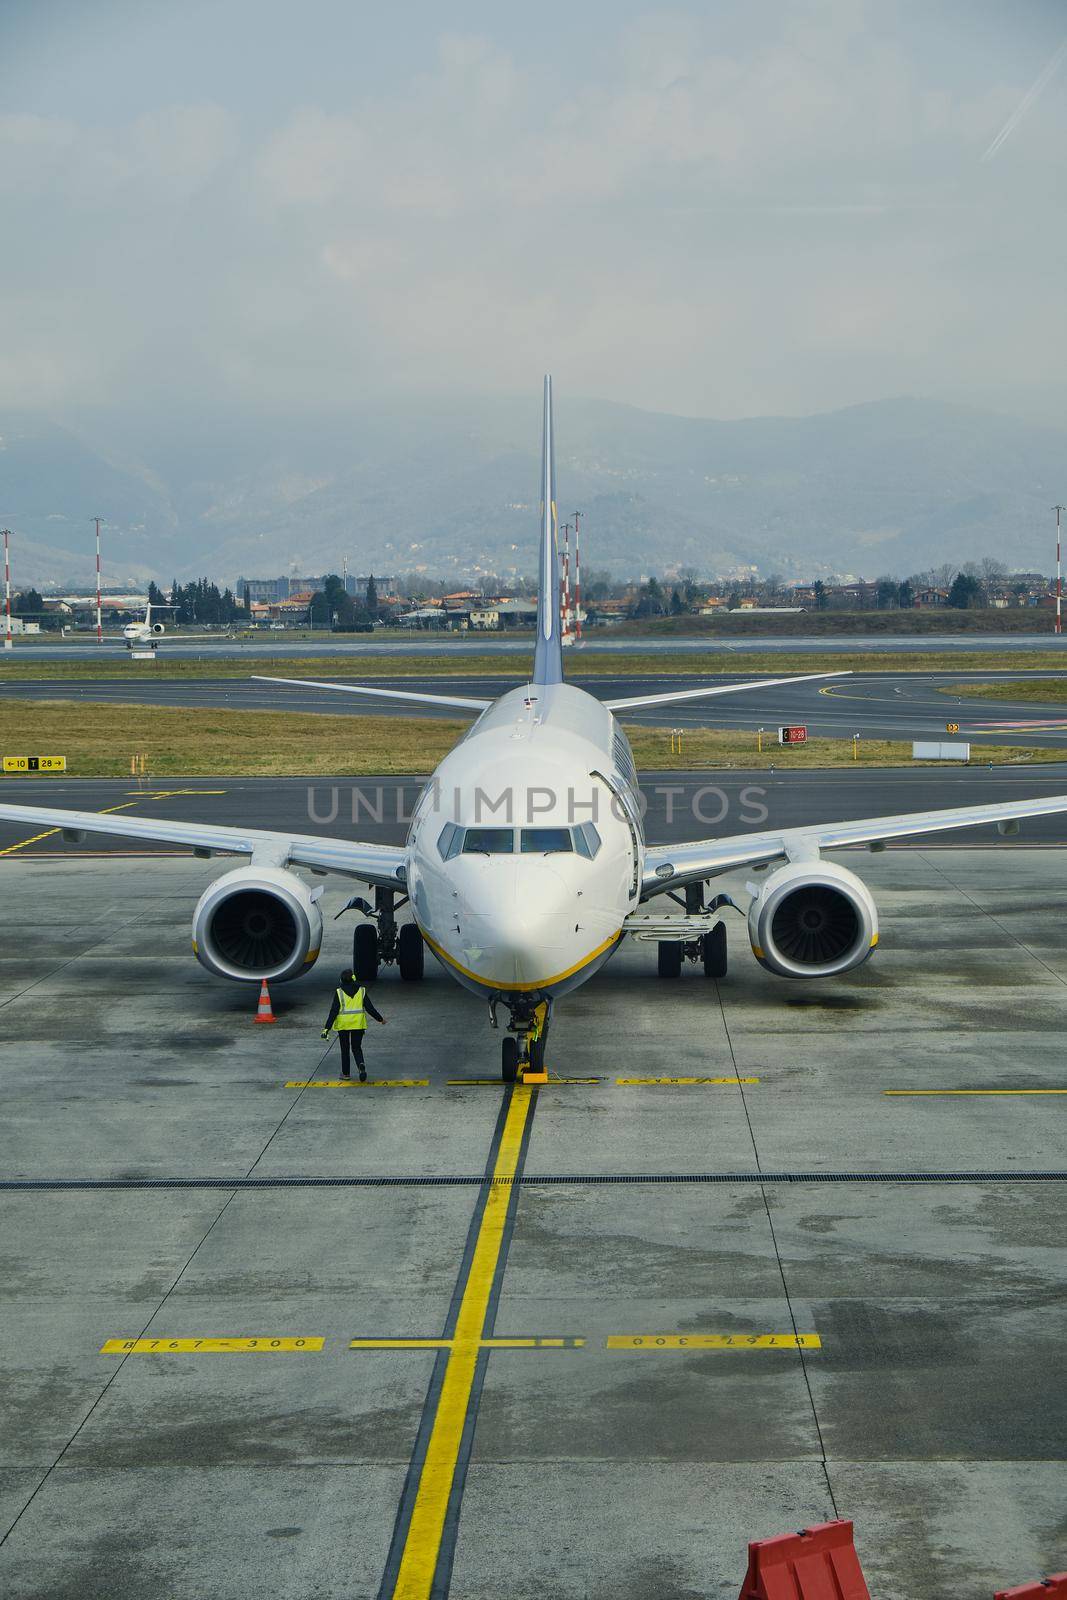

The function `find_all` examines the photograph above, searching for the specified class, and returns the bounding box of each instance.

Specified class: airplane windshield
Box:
[520,828,573,854]
[462,828,514,855]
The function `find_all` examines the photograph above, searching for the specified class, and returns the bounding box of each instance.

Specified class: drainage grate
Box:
[2,1171,1066,1191]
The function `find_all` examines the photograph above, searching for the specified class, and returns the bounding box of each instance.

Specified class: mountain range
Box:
[0,393,1062,589]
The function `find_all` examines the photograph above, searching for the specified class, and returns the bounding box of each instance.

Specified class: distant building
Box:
[236,576,291,603]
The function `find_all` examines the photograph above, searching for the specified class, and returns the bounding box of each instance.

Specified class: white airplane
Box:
[122,602,176,646]
[5,376,1067,1081]
[122,602,233,649]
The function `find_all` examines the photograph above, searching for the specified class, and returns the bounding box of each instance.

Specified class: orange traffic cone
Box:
[252,979,276,1024]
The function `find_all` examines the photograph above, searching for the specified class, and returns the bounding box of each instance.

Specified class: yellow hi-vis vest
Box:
[333,986,367,1031]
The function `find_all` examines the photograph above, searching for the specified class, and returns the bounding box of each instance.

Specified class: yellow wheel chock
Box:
[520,1001,550,1083]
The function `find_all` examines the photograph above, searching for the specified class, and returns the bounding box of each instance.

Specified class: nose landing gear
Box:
[489,996,551,1083]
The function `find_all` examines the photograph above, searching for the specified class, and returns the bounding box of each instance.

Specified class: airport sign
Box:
[2,755,66,773]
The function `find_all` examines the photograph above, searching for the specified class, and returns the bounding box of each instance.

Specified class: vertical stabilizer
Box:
[532,374,564,686]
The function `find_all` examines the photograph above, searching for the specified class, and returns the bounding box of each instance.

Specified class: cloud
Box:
[0,7,1065,421]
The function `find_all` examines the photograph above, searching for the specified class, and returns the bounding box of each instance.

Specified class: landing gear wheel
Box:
[353,923,380,983]
[397,923,424,981]
[657,940,682,979]
[701,922,728,980]
[501,1036,519,1083]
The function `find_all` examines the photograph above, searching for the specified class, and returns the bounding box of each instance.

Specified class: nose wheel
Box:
[498,999,550,1082]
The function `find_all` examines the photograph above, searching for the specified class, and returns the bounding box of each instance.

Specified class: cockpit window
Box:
[462,827,515,855]
[520,828,573,854]
[437,822,463,861]
[573,821,602,859]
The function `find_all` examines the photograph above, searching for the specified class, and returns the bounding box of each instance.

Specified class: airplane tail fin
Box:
[532,374,564,687]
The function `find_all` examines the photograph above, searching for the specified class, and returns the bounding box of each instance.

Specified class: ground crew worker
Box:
[320,968,386,1080]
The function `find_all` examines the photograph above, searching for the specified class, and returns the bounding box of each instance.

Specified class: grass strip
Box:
[4,649,1067,683]
[941,680,1067,703]
[0,700,1060,779]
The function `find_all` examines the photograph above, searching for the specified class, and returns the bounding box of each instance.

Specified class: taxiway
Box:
[1,803,1066,1597]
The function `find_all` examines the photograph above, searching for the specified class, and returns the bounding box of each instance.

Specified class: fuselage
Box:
[405,682,643,1000]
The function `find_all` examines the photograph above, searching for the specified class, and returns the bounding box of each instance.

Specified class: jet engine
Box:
[151,621,165,634]
[747,860,877,979]
[192,866,323,982]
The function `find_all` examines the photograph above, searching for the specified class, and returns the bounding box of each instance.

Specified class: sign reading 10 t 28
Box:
[2,755,66,773]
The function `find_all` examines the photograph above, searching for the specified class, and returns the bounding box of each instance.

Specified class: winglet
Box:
[532,375,564,687]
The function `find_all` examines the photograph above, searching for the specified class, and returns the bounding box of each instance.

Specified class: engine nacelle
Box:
[747,860,878,979]
[151,621,165,635]
[192,866,323,982]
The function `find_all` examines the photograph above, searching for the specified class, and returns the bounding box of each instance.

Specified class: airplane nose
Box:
[458,861,578,985]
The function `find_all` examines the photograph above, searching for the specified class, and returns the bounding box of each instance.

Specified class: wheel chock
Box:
[737,1519,871,1600]
[521,1067,549,1084]
[996,1576,1067,1598]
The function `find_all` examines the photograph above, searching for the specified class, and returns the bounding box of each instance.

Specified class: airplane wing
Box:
[605,670,849,712]
[252,675,491,712]
[0,803,407,887]
[641,792,1067,896]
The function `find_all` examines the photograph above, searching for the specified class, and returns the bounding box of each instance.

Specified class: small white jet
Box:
[4,377,1067,1080]
[122,602,233,650]
[123,602,175,646]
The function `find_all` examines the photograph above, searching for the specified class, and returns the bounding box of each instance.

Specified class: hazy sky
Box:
[1,0,1065,423]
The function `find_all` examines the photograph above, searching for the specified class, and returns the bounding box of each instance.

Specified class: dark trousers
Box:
[338,1031,366,1078]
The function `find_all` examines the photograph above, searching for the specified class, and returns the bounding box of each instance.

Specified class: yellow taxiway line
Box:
[883,1089,1067,1097]
[350,1336,584,1350]
[389,1084,533,1600]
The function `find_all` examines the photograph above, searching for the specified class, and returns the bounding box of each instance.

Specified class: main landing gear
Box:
[656,884,732,981]
[489,996,550,1083]
[340,888,425,983]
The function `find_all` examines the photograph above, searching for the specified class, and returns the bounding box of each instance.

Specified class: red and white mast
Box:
[1054,504,1065,637]
[3,529,12,651]
[572,509,582,643]
[560,520,573,644]
[92,516,103,644]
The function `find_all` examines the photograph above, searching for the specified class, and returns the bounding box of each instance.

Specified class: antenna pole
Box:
[1054,505,1065,637]
[560,521,572,643]
[2,529,12,650]
[92,517,103,644]
[573,510,582,642]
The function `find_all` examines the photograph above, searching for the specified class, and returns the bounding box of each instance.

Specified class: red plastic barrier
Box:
[995,1577,1067,1599]
[738,1519,872,1600]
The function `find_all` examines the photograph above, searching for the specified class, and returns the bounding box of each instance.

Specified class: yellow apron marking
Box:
[390,1085,533,1600]
[446,1076,602,1087]
[616,1076,759,1086]
[349,1336,585,1350]
[101,1336,324,1353]
[884,1088,1067,1097]
[421,926,622,993]
[0,798,143,857]
[285,1079,428,1089]
[0,790,226,858]
[607,1333,821,1350]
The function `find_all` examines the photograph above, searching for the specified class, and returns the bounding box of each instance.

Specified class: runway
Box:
[6,668,1067,746]
[7,630,1067,661]
[1,844,1065,1598]
[5,767,1067,857]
